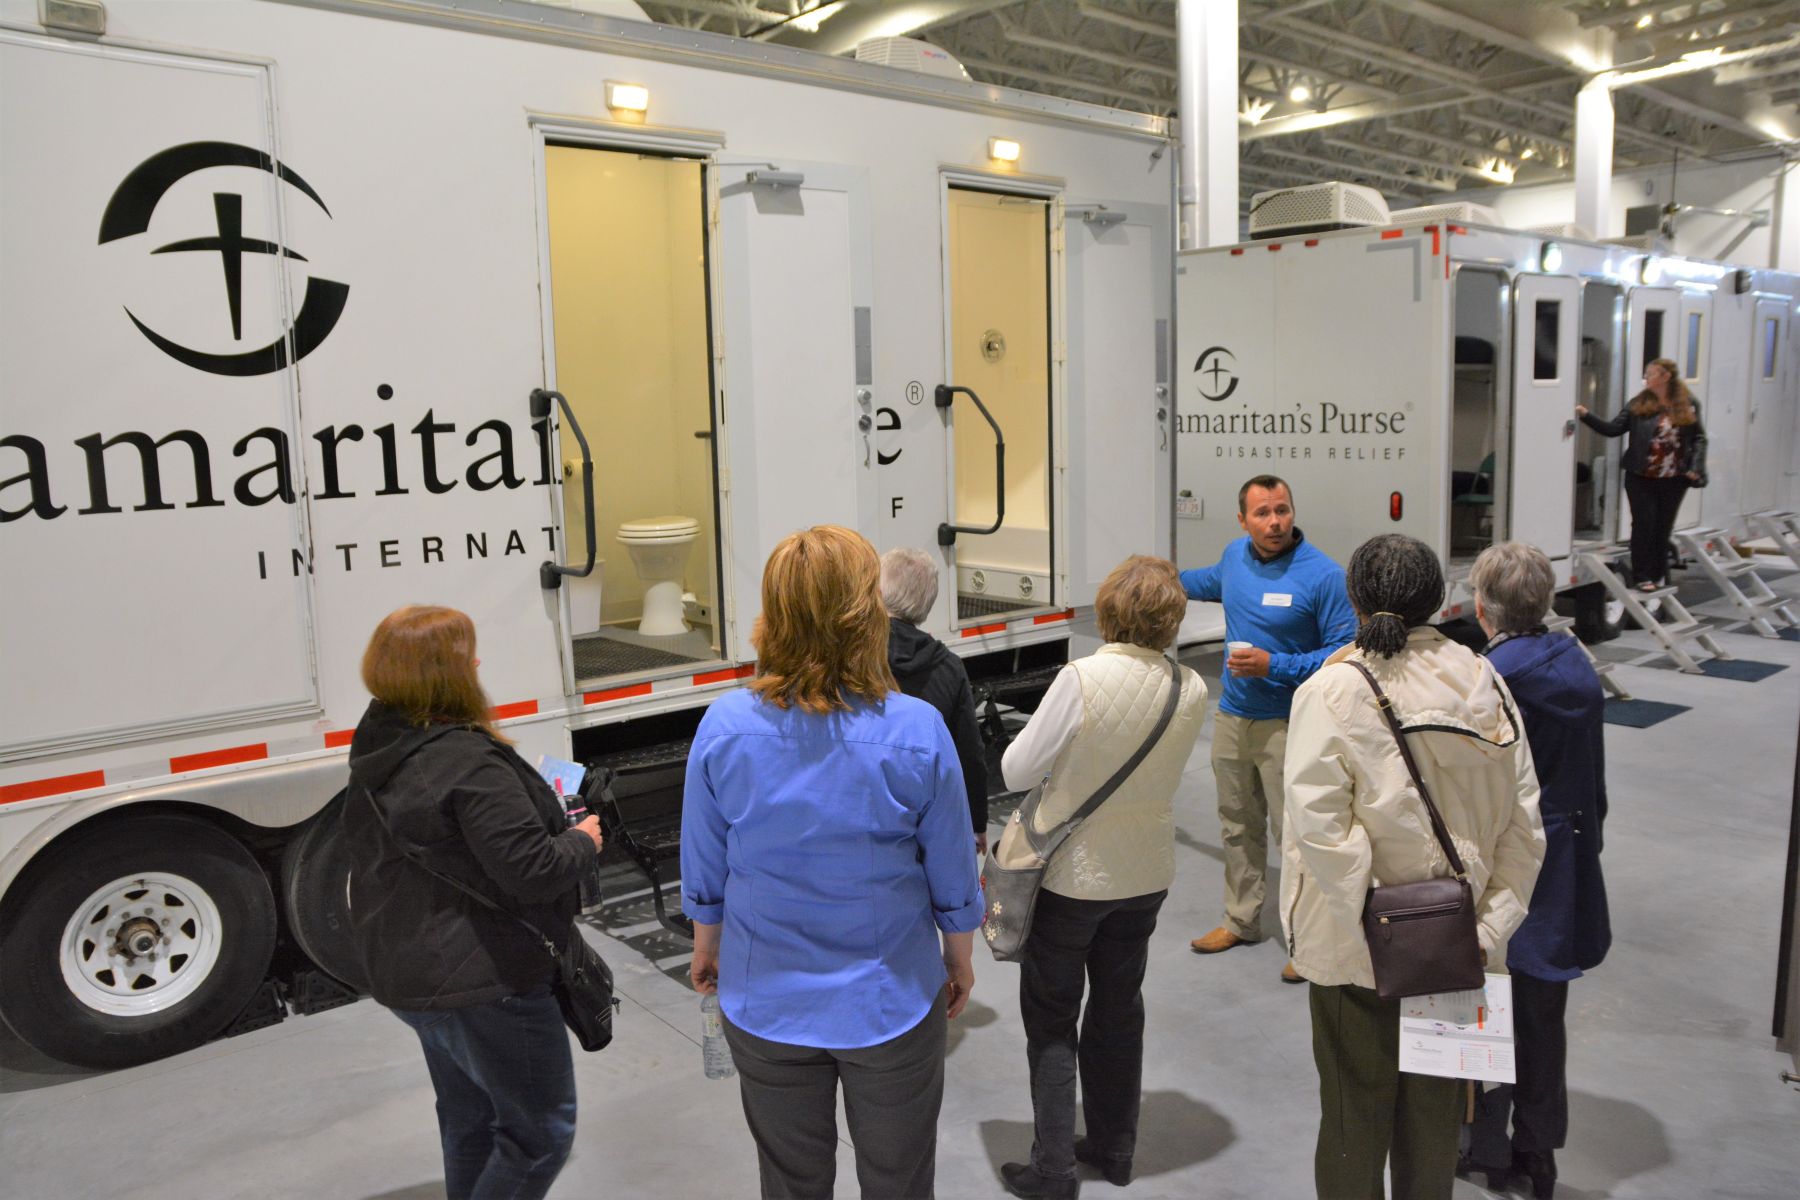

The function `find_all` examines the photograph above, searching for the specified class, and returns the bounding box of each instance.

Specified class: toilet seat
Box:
[617,516,700,543]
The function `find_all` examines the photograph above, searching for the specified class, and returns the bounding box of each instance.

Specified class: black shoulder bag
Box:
[1347,661,1486,999]
[359,782,619,1051]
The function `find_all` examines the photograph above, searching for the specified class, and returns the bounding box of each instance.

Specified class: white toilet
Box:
[616,516,700,637]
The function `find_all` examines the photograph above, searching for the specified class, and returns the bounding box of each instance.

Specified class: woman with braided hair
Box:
[1279,534,1545,1200]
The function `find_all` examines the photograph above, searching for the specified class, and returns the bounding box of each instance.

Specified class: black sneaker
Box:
[1073,1138,1132,1186]
[1001,1161,1080,1199]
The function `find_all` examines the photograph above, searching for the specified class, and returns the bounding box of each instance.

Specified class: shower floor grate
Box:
[572,634,711,678]
[957,594,1041,621]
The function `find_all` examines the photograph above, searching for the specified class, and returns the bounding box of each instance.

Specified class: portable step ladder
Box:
[1672,527,1798,639]
[1544,616,1631,701]
[1749,511,1800,572]
[1575,552,1731,675]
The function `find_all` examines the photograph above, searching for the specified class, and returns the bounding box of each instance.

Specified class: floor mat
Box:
[1603,699,1690,729]
[1697,658,1787,682]
[572,636,709,678]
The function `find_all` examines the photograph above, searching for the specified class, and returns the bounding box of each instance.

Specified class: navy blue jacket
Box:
[1485,632,1611,981]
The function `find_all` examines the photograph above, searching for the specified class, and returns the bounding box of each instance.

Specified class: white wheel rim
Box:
[59,872,224,1016]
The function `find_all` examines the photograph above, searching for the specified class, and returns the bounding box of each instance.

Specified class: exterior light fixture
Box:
[1540,241,1563,273]
[988,137,1021,164]
[1288,83,1312,103]
[1640,256,1663,285]
[605,81,650,115]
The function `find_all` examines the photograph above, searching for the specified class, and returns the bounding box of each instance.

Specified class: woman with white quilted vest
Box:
[997,556,1209,1200]
[1280,534,1545,1200]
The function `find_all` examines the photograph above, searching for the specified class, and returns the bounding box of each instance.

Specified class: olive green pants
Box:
[1210,712,1287,940]
[1310,983,1462,1200]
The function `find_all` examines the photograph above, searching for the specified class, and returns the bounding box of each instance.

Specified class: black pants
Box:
[1019,888,1166,1180]
[722,993,947,1200]
[1468,974,1570,1167]
[1624,473,1689,586]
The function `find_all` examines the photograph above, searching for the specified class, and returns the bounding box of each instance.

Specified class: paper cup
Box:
[1226,641,1252,654]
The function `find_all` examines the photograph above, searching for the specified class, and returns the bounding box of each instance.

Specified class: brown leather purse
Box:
[1348,661,1486,1000]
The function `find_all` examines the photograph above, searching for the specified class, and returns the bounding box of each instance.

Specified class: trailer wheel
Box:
[0,814,277,1070]
[279,792,368,992]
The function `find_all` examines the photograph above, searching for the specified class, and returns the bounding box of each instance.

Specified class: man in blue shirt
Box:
[1181,475,1356,982]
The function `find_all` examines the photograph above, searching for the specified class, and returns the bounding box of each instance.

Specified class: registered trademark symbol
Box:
[905,381,924,405]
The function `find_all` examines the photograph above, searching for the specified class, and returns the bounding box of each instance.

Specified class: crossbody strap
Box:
[1026,657,1183,855]
[357,765,564,959]
[1345,660,1469,881]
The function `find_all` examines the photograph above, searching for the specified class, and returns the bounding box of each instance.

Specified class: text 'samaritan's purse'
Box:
[981,658,1181,962]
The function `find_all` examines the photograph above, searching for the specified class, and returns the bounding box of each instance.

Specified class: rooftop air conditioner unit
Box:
[854,36,970,80]
[1525,222,1596,241]
[1247,182,1389,239]
[1389,201,1502,227]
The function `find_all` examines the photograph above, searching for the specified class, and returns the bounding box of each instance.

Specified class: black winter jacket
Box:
[887,617,988,832]
[343,701,597,1010]
[1579,395,1707,481]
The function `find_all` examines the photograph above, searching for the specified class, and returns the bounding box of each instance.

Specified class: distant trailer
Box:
[1175,201,1800,625]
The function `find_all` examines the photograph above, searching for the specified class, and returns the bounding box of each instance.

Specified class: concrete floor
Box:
[4,567,1800,1199]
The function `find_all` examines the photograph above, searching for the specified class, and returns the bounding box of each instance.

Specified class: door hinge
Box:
[1052,340,1068,364]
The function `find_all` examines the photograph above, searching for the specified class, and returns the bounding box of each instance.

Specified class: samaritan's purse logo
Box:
[98,141,349,376]
[1192,345,1238,403]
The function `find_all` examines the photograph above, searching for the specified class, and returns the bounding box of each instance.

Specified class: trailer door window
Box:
[1685,312,1704,380]
[1641,309,1665,368]
[1766,317,1781,379]
[1533,300,1562,381]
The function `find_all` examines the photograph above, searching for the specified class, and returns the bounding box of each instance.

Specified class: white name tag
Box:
[1262,592,1293,607]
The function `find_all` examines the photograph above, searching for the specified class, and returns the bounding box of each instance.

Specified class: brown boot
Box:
[1280,961,1304,984]
[1189,926,1247,954]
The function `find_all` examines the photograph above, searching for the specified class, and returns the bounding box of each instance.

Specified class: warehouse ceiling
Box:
[626,0,1800,208]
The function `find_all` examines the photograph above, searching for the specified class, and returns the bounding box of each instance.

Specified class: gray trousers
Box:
[722,993,947,1200]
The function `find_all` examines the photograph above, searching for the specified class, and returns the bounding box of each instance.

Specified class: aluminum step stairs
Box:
[1672,527,1797,639]
[1575,552,1730,675]
[1749,510,1800,572]
[1544,616,1631,700]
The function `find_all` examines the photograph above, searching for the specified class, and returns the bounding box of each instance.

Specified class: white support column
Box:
[1574,78,1615,239]
[1177,0,1238,249]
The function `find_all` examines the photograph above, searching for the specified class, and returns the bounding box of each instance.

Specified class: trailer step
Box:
[1749,511,1800,574]
[1575,552,1731,675]
[1674,528,1798,639]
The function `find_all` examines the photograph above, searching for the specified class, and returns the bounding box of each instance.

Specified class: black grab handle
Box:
[531,388,597,590]
[935,384,1005,547]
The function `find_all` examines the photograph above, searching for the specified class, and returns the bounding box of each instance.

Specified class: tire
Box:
[279,792,368,992]
[0,814,277,1069]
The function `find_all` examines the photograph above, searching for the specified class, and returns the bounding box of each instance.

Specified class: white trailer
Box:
[0,0,1176,1067]
[1175,194,1800,626]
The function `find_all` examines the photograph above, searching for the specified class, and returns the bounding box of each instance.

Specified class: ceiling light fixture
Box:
[1289,83,1312,103]
[1519,146,1536,160]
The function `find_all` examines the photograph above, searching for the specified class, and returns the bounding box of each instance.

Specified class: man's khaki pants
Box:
[1210,711,1287,941]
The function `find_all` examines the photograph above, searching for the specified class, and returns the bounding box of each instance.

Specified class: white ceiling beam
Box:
[959,55,1171,108]
[1320,134,1499,180]
[1242,46,1402,99]
[1241,0,1338,27]
[1638,83,1796,142]
[1580,0,1719,30]
[998,24,1181,80]
[1252,144,1460,190]
[766,0,1016,55]
[1075,2,1171,40]
[1376,125,1521,167]
[649,0,781,22]
[1634,0,1794,43]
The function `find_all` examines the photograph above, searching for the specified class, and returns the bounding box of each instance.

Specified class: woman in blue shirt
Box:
[680,525,984,1200]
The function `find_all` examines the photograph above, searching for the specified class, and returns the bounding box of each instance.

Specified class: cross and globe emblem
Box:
[1193,345,1238,402]
[98,142,349,377]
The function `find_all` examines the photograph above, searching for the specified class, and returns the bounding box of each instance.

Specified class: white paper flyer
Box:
[1397,973,1516,1084]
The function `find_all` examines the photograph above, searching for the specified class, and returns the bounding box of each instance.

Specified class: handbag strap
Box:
[1345,659,1469,881]
[356,772,565,959]
[1026,657,1183,855]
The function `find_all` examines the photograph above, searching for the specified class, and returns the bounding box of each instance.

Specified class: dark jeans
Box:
[723,993,947,1200]
[1310,983,1461,1200]
[1019,888,1166,1181]
[1467,974,1571,1167]
[1624,473,1689,585]
[391,983,577,1200]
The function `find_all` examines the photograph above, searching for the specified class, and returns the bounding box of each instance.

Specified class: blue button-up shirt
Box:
[679,688,984,1048]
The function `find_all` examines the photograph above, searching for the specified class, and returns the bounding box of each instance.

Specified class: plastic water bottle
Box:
[700,992,736,1079]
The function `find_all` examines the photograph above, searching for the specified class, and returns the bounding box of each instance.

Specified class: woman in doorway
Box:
[1575,357,1707,592]
[1282,535,1544,1200]
[344,606,604,1200]
[680,525,983,1200]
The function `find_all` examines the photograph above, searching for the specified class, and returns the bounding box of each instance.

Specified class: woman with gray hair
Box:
[881,548,989,852]
[1461,543,1610,1200]
[1282,534,1544,1200]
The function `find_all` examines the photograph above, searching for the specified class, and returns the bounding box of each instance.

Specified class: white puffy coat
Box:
[1279,627,1546,989]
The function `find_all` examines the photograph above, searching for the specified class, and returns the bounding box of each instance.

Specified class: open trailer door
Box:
[1510,273,1580,564]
